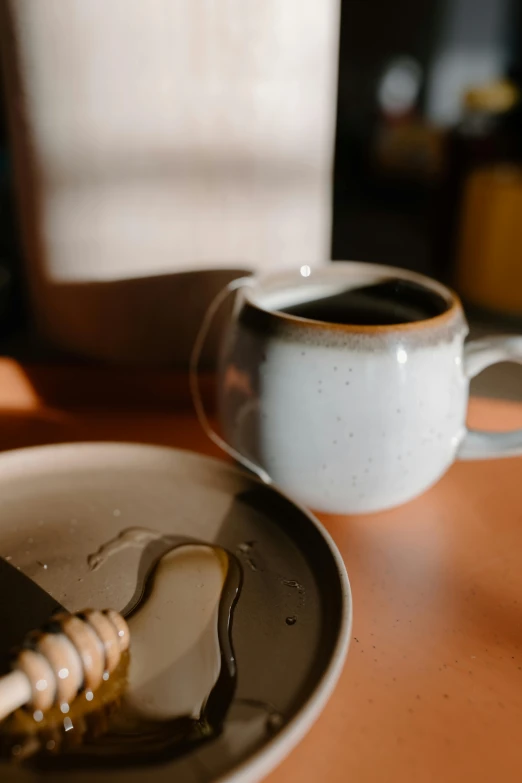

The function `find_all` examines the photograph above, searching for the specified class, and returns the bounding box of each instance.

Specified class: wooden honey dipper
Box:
[0,609,130,723]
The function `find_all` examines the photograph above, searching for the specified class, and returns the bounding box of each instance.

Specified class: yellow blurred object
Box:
[463,80,519,114]
[456,165,522,315]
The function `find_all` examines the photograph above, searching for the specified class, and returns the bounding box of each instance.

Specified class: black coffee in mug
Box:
[279,278,449,326]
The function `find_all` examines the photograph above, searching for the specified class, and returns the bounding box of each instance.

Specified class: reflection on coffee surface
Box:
[279,278,449,326]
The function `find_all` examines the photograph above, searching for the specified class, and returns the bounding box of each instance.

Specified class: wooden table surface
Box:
[1,359,521,783]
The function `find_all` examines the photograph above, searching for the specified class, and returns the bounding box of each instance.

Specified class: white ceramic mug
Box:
[212,262,522,513]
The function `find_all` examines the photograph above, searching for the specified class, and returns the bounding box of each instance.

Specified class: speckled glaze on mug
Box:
[218,262,522,513]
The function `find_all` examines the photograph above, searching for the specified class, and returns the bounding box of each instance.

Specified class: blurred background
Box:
[0,0,521,395]
[333,0,522,292]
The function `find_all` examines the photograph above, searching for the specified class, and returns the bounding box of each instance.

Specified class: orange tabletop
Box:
[0,359,521,783]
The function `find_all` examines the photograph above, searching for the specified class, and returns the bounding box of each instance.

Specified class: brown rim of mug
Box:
[243,265,464,334]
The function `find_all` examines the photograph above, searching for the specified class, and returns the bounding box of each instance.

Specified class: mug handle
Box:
[189,275,273,485]
[458,335,522,459]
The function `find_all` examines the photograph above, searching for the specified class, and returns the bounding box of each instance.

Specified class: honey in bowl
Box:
[1,530,242,770]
